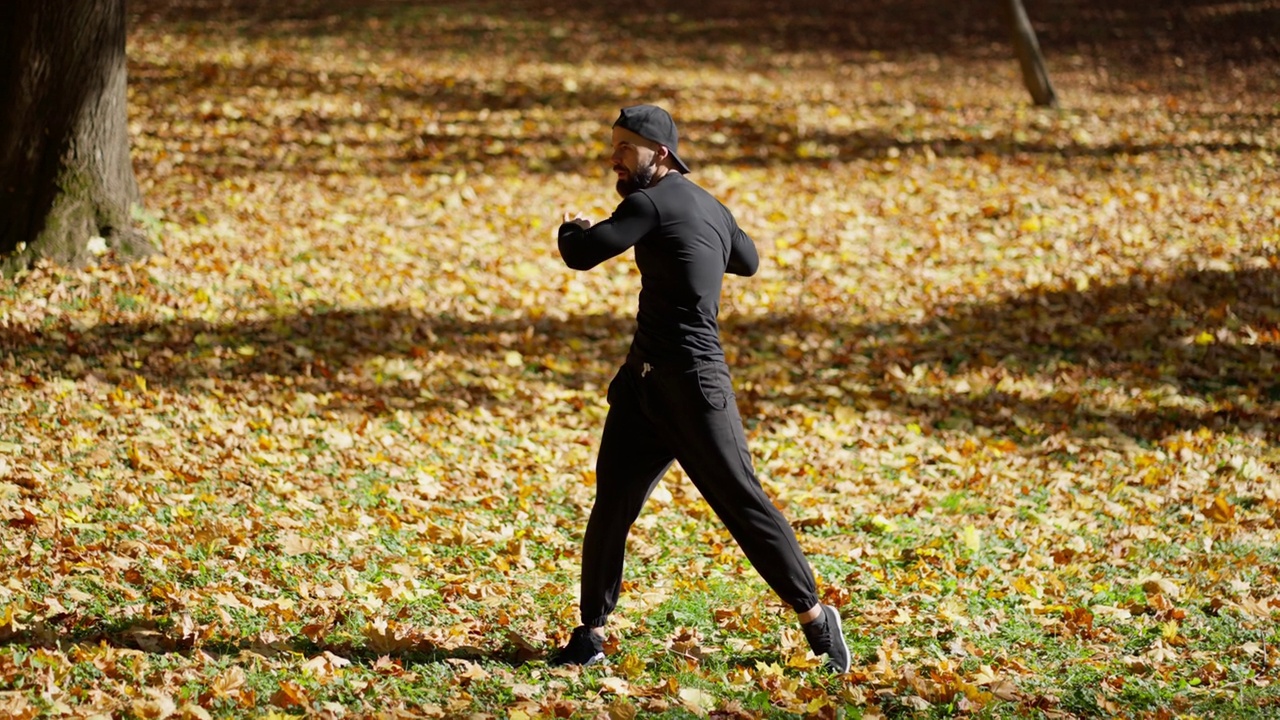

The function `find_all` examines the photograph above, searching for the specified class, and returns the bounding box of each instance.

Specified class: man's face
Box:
[611,126,660,197]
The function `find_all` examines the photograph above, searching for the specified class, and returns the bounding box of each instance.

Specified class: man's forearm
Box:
[558,223,598,270]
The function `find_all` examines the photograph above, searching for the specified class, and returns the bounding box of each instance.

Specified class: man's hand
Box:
[562,211,593,231]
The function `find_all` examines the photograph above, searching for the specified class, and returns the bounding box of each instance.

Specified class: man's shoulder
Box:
[618,189,659,213]
[645,173,717,203]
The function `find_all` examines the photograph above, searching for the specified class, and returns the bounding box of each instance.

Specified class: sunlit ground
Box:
[1,1,1277,717]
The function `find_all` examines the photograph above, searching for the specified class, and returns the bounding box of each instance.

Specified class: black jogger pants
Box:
[579,356,820,628]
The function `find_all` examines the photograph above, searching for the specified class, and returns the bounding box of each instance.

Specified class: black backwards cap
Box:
[613,105,691,174]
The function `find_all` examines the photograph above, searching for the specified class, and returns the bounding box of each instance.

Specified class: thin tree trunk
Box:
[0,0,153,277]
[1005,0,1059,107]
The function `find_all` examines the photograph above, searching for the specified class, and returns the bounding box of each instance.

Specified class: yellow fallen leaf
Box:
[869,514,898,533]
[678,687,716,714]
[617,653,646,679]
[1204,495,1234,522]
[1142,576,1182,599]
[279,533,318,556]
[1092,605,1132,621]
[131,692,177,720]
[181,705,213,720]
[543,357,574,374]
[786,650,822,669]
[599,676,630,695]
[210,666,246,698]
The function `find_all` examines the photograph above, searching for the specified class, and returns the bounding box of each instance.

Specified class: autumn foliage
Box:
[1,0,1277,717]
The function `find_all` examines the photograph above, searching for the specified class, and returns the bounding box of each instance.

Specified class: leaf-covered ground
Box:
[2,1,1278,717]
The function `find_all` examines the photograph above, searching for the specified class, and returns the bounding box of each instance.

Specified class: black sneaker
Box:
[801,604,851,673]
[549,626,605,666]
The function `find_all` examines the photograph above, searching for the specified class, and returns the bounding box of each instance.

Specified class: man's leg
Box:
[579,364,674,628]
[668,361,819,613]
[665,361,850,672]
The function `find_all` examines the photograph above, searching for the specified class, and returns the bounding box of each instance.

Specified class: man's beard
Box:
[615,159,658,197]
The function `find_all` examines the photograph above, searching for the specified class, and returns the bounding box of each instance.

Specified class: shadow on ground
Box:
[129,0,1280,70]
[5,263,1277,443]
[128,62,1280,180]
[1,617,537,668]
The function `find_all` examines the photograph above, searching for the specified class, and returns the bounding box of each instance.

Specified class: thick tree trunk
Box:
[0,0,153,277]
[1004,0,1059,108]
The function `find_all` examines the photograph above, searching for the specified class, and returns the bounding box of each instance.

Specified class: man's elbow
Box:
[563,256,597,271]
[729,258,759,277]
[558,240,596,271]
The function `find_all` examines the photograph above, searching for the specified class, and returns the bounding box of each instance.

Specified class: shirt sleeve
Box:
[726,224,759,277]
[558,192,660,271]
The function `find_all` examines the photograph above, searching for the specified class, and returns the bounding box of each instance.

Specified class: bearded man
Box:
[551,105,850,674]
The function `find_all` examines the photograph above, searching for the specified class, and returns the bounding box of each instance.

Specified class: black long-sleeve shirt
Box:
[558,173,759,364]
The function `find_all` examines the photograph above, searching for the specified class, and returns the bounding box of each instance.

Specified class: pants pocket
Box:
[694,362,732,410]
[606,366,626,405]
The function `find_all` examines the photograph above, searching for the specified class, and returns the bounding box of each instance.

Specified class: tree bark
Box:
[0,0,153,277]
[1004,0,1059,108]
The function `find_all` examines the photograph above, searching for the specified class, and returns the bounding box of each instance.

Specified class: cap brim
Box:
[670,152,691,174]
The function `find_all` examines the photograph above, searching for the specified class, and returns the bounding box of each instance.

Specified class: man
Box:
[550,104,850,673]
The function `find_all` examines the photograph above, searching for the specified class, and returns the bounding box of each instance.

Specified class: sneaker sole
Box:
[552,651,605,667]
[826,605,851,673]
